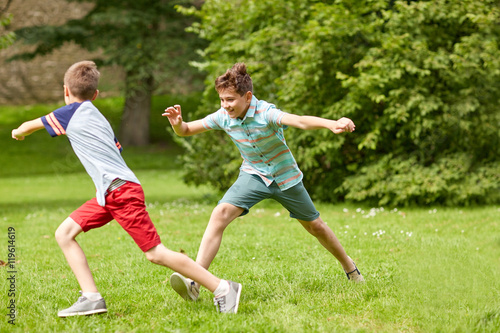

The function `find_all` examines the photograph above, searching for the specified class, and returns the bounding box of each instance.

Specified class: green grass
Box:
[1,98,500,332]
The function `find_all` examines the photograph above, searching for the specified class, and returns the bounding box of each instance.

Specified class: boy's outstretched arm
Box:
[12,118,45,141]
[162,105,207,137]
[281,114,355,134]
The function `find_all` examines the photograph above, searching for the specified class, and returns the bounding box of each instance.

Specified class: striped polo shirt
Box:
[202,95,303,190]
[41,101,140,206]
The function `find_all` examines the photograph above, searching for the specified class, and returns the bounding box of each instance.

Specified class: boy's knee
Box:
[54,225,67,244]
[145,246,163,265]
[212,203,242,222]
[145,250,157,263]
[301,218,327,236]
[55,217,81,244]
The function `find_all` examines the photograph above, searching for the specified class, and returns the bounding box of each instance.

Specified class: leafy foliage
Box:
[177,0,500,205]
[13,0,203,91]
[0,0,15,50]
[11,0,206,145]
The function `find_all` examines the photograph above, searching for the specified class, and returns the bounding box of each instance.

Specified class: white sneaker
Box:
[213,281,242,314]
[58,295,107,317]
[170,272,200,301]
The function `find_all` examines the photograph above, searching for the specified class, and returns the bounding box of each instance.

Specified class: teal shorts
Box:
[219,171,320,221]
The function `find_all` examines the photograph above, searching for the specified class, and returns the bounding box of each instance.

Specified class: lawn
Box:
[1,98,499,332]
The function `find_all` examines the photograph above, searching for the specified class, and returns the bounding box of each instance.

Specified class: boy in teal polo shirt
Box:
[163,62,363,302]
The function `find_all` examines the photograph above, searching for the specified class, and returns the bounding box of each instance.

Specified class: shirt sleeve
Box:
[41,103,80,137]
[265,105,288,131]
[202,110,223,130]
[114,137,123,153]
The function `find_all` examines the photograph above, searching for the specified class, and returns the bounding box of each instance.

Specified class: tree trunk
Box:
[119,74,154,147]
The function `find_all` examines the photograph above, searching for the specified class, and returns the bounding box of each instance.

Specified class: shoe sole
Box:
[231,282,242,314]
[58,308,107,318]
[170,273,198,301]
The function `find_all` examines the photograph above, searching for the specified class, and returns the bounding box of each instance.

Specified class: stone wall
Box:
[0,0,122,105]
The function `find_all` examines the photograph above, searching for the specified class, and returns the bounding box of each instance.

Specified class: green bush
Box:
[177,0,499,205]
[339,153,500,206]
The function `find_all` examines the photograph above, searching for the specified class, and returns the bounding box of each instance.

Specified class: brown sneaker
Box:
[345,262,365,282]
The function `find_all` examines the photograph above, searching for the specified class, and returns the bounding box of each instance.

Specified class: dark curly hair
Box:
[215,63,253,96]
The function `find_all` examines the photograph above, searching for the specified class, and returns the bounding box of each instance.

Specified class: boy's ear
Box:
[91,90,99,101]
[245,91,253,103]
[64,85,70,97]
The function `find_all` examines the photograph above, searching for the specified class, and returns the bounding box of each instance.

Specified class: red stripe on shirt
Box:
[277,172,302,187]
[47,112,66,136]
[265,149,290,163]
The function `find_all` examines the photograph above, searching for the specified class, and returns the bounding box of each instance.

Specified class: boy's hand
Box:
[335,117,355,133]
[12,129,25,141]
[162,105,183,127]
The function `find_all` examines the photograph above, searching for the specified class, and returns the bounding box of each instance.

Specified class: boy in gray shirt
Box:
[11,61,241,316]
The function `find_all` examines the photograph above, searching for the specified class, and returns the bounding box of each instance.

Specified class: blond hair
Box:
[64,61,100,100]
[215,62,253,96]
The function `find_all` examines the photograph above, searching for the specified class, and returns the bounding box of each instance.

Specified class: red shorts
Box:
[70,182,161,252]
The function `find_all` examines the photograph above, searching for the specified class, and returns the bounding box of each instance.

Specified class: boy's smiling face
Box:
[218,88,252,119]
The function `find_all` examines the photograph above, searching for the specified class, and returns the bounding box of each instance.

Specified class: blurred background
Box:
[1,0,499,206]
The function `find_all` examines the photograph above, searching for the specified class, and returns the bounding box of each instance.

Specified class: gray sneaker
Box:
[213,281,242,314]
[345,262,365,282]
[58,296,107,317]
[170,272,200,301]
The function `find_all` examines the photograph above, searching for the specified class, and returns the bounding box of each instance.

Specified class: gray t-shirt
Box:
[41,101,139,206]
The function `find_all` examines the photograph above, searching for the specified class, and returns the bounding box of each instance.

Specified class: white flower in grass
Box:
[274,212,281,217]
[343,208,349,213]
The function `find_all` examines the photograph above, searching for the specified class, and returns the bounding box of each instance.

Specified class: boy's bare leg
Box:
[55,217,98,293]
[145,244,221,292]
[298,217,356,272]
[173,203,242,289]
[195,203,244,270]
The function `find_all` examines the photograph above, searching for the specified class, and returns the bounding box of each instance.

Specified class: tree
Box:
[177,0,499,205]
[11,0,205,146]
[335,0,500,205]
[0,0,15,49]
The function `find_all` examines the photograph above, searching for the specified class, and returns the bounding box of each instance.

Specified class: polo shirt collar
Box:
[238,95,258,122]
